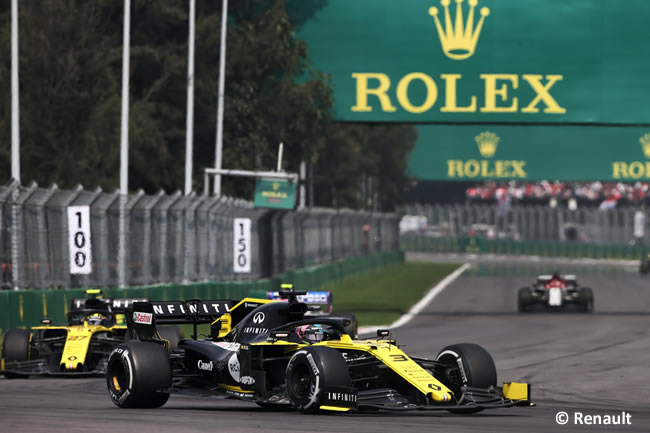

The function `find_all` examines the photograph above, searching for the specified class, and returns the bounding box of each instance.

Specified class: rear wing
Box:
[126,300,233,344]
[266,291,333,313]
[536,274,577,283]
[147,300,234,325]
[70,297,150,313]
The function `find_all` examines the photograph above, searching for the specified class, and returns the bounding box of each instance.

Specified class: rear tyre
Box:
[285,346,351,413]
[157,326,182,351]
[436,343,498,414]
[106,342,171,408]
[2,328,31,378]
[517,287,533,313]
[578,287,594,313]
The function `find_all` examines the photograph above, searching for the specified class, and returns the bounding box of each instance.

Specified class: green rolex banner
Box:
[297,0,650,125]
[253,179,297,209]
[409,125,650,181]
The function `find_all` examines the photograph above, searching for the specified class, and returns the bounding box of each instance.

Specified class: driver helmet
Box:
[295,324,326,344]
[86,313,105,326]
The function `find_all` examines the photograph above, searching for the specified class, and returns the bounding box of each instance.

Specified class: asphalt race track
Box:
[2,255,650,432]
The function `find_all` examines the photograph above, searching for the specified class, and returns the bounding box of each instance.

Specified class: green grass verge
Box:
[322,262,460,327]
[174,262,459,337]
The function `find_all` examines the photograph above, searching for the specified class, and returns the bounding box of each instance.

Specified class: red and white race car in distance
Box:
[517,273,594,313]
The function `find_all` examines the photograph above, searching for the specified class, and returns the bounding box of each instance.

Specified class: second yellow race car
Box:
[1,290,179,377]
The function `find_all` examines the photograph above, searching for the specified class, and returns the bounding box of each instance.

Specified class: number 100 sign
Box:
[233,218,251,273]
[68,206,93,274]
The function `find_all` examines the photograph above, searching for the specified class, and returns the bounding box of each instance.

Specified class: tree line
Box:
[0,0,416,210]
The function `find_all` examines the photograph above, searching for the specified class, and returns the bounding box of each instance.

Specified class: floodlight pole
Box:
[184,0,196,195]
[11,0,20,183]
[118,0,131,289]
[214,0,229,197]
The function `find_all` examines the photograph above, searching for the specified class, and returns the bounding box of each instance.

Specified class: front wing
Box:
[1,357,108,377]
[355,384,532,412]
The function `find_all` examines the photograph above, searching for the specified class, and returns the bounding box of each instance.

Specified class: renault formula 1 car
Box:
[517,273,594,313]
[0,290,180,377]
[106,289,532,413]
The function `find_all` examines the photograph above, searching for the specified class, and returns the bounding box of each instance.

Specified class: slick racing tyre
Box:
[1,328,31,378]
[436,343,498,414]
[517,287,533,313]
[157,325,182,351]
[106,342,171,408]
[578,287,594,313]
[285,346,351,413]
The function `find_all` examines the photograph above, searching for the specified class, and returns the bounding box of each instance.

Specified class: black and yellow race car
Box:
[0,290,180,377]
[106,286,532,413]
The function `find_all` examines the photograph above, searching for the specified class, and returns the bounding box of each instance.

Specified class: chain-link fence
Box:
[400,203,646,245]
[0,181,399,290]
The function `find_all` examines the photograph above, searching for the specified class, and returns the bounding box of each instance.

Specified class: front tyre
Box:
[285,346,351,413]
[436,343,497,414]
[578,287,594,313]
[1,328,31,379]
[517,287,532,313]
[106,342,171,408]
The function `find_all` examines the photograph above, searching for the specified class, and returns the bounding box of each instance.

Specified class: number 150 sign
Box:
[68,206,93,274]
[233,218,251,273]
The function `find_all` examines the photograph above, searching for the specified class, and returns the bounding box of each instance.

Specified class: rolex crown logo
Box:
[640,133,650,158]
[272,182,280,190]
[475,131,499,158]
[428,0,490,60]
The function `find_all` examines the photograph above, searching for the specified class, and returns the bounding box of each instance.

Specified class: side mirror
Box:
[377,329,390,338]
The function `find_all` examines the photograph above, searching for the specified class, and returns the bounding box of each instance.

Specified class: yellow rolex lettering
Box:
[396,73,438,114]
[351,73,397,112]
[480,74,518,113]
[495,160,507,177]
[612,162,628,178]
[521,74,566,113]
[464,160,480,177]
[440,74,477,113]
[629,161,644,179]
[481,160,495,177]
[511,161,527,178]
[447,160,463,177]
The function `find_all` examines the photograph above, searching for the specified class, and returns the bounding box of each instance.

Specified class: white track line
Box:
[358,262,470,335]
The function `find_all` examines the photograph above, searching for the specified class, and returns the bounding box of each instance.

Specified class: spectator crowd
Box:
[466,181,650,209]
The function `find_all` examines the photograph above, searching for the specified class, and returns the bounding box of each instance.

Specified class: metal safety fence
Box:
[400,203,646,245]
[0,181,399,290]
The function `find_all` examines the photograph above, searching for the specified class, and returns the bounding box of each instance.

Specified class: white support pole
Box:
[299,161,306,210]
[214,0,229,196]
[11,0,20,183]
[120,0,131,197]
[184,0,196,195]
[276,142,284,172]
[118,0,131,289]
